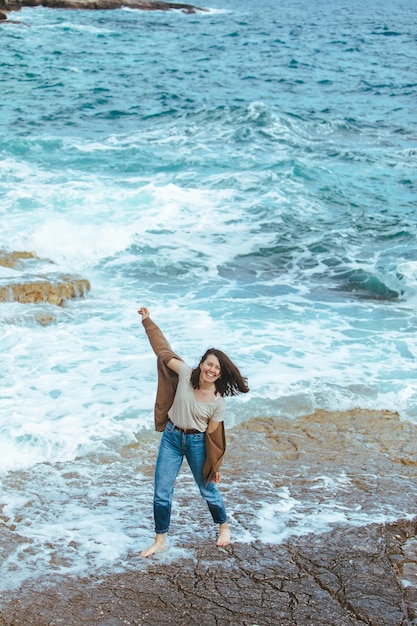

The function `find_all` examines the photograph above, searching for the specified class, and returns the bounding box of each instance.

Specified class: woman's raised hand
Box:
[138,307,150,320]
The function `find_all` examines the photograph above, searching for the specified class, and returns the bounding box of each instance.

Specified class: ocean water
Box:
[1,0,417,593]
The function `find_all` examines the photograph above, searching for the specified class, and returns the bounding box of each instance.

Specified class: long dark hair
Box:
[190,348,249,397]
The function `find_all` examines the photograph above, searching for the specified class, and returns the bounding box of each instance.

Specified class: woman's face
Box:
[199,354,221,385]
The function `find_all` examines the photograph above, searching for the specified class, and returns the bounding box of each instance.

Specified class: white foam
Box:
[0,266,22,279]
[30,219,134,270]
[253,486,404,545]
[0,312,157,473]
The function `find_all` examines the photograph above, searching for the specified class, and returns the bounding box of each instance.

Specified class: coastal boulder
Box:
[0,250,90,306]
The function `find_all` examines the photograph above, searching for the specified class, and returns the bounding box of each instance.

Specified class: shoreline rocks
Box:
[0,0,208,18]
[0,515,416,625]
[1,410,417,624]
[0,250,90,306]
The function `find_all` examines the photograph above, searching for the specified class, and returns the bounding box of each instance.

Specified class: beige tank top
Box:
[168,362,225,432]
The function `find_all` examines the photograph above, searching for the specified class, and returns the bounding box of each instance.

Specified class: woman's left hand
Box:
[212,472,221,484]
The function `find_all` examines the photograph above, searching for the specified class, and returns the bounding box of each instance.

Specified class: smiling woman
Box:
[137,306,249,557]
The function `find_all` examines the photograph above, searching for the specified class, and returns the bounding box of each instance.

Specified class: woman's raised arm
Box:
[138,307,182,374]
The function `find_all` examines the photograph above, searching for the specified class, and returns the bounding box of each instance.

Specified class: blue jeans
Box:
[153,420,227,534]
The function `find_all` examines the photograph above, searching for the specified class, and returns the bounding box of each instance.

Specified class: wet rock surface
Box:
[0,518,416,625]
[0,250,90,306]
[1,410,417,625]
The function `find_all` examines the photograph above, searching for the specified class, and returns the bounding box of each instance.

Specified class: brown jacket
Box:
[142,316,226,483]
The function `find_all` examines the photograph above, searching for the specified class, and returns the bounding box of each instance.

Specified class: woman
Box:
[138,307,249,557]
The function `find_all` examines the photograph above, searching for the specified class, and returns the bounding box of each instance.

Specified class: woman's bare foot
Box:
[216,522,231,547]
[140,533,167,557]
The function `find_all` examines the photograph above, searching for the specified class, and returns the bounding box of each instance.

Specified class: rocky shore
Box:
[0,0,207,20]
[0,517,416,625]
[1,410,417,625]
[0,250,90,308]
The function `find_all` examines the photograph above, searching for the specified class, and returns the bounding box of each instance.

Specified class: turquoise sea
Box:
[1,0,416,593]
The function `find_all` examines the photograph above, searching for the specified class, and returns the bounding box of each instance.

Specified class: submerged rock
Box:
[0,250,90,306]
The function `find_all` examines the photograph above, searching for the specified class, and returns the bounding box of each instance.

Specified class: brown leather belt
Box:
[168,419,201,435]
